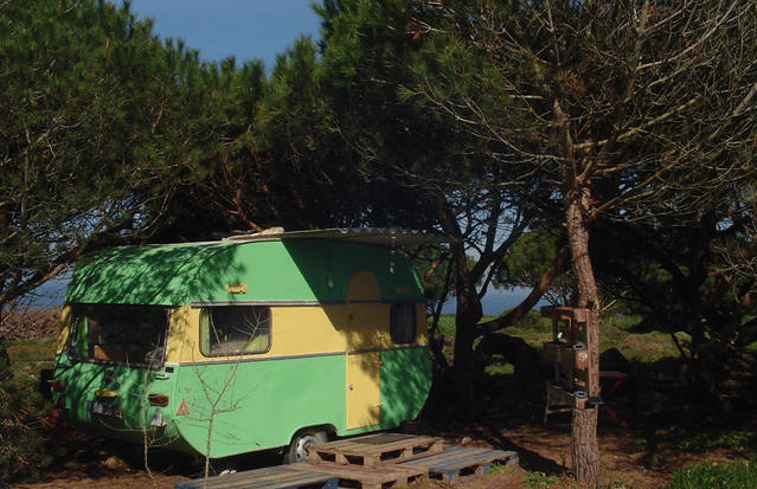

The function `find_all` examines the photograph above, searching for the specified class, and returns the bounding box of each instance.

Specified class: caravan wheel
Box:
[284,428,328,464]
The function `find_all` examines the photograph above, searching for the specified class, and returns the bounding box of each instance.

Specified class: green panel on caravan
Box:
[51,229,439,461]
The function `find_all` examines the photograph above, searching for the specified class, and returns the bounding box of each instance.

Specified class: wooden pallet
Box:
[174,465,338,489]
[401,447,520,483]
[291,461,426,489]
[308,433,443,467]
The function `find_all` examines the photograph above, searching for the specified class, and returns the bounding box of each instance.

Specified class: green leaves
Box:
[0,0,254,304]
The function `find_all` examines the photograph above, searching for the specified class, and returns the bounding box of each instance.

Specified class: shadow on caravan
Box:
[50,228,442,462]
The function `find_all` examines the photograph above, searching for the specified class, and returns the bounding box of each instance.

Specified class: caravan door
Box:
[345,271,382,430]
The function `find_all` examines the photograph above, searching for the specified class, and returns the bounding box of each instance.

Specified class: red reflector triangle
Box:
[175,399,190,416]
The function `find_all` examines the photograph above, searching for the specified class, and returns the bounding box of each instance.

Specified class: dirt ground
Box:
[9,357,755,489]
[9,409,749,489]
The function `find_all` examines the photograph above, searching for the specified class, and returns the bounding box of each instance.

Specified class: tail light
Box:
[148,393,169,406]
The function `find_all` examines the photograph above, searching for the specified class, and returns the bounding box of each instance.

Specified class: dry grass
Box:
[1,307,61,341]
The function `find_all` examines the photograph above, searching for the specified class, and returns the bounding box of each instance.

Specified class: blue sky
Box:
[126,0,323,70]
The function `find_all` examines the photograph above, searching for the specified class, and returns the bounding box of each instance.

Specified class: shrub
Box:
[0,337,11,381]
[0,362,52,482]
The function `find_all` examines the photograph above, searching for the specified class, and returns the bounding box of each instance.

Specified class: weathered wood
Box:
[308,433,443,467]
[541,306,601,483]
[175,435,519,489]
[291,462,426,489]
[543,381,575,425]
[402,447,519,482]
[174,465,338,489]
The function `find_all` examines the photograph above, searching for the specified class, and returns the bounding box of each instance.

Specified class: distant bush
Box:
[512,310,552,333]
[0,307,61,341]
[662,460,757,489]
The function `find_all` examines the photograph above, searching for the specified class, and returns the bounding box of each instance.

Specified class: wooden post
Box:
[541,307,600,482]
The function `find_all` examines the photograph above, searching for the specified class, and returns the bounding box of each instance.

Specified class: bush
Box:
[0,337,11,381]
[662,460,757,489]
[0,356,52,483]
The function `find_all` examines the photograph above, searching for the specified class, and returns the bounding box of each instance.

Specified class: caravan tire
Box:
[285,428,328,464]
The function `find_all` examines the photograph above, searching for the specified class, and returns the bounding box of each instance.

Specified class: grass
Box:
[661,460,757,489]
[484,358,515,376]
[5,339,57,387]
[488,462,519,476]
[431,313,456,338]
[609,328,683,364]
[430,310,682,367]
[7,339,57,363]
[660,429,756,453]
[524,471,559,488]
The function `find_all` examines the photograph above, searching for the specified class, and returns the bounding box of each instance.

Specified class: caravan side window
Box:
[390,303,417,344]
[200,306,271,356]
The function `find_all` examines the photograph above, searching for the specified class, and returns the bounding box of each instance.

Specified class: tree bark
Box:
[566,190,602,483]
[566,189,602,484]
[572,406,600,483]
[557,98,601,484]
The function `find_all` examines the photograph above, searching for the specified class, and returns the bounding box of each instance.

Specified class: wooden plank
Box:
[291,461,426,489]
[174,465,338,489]
[403,446,490,467]
[401,447,519,483]
[308,433,443,467]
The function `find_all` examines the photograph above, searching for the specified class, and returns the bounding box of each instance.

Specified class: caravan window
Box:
[200,306,271,356]
[390,303,417,344]
[68,304,169,367]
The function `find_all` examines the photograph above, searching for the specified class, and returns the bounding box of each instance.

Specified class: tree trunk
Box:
[451,239,482,410]
[435,197,482,405]
[555,95,601,484]
[572,406,600,483]
[565,183,601,484]
[479,244,570,335]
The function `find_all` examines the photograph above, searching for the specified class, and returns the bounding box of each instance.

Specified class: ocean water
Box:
[441,287,551,316]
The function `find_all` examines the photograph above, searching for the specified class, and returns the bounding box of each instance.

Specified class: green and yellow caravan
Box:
[51,229,437,462]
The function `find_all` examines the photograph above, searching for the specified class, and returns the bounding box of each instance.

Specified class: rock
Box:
[103,455,126,470]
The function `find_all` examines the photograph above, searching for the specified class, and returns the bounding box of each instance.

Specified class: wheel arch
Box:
[289,423,338,443]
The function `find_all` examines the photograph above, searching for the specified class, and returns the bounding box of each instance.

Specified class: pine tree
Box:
[0,0,226,306]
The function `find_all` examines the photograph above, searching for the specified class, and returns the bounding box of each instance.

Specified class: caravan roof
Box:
[66,228,438,306]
